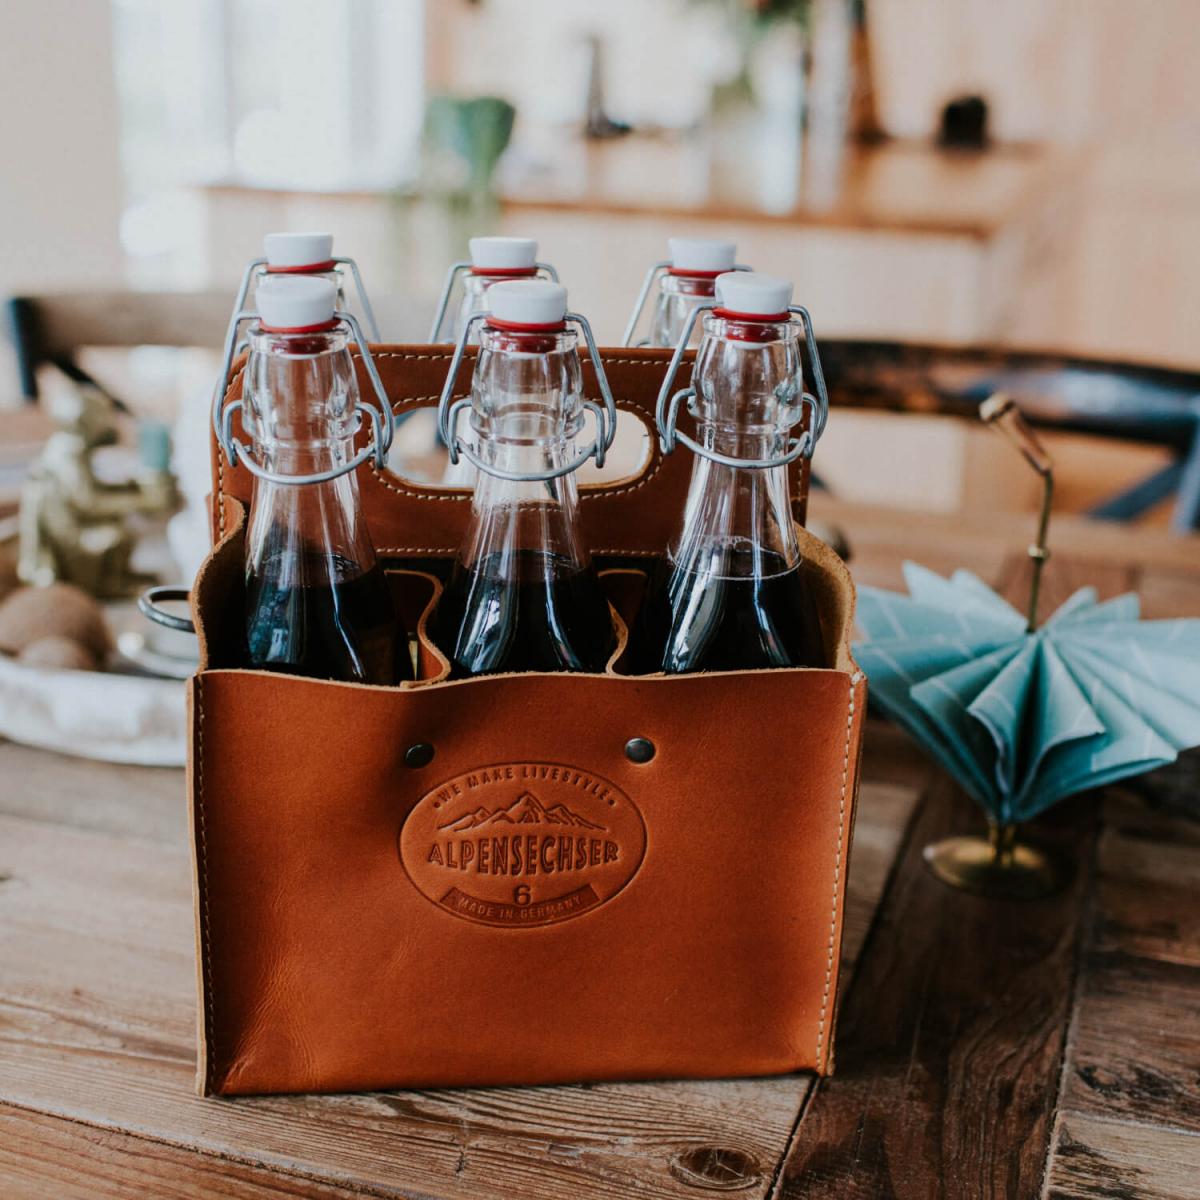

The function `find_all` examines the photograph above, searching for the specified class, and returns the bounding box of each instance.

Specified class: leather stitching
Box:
[376,546,663,558]
[213,355,679,523]
[213,350,804,521]
[817,675,855,1069]
[366,438,668,503]
[216,447,226,539]
[195,676,217,1094]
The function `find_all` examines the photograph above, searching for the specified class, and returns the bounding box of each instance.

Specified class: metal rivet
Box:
[624,737,655,764]
[404,743,435,769]
[668,1146,761,1191]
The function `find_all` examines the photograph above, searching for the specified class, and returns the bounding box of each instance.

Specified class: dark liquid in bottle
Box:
[633,549,825,674]
[245,553,406,684]
[433,550,615,678]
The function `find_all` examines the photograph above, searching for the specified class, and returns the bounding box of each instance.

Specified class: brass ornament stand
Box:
[923,394,1068,900]
[924,819,1063,901]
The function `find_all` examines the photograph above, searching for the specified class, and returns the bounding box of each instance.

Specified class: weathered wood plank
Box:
[1063,951,1200,1133]
[1131,749,1200,822]
[1059,788,1200,1134]
[0,738,183,844]
[1045,1113,1200,1200]
[857,718,936,795]
[1091,792,1200,968]
[0,1105,355,1199]
[0,776,915,1199]
[0,1051,801,1200]
[839,780,920,982]
[772,780,1096,1199]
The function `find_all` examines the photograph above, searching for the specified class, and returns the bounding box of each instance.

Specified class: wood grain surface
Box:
[3,506,1199,1197]
[774,781,1097,1199]
[1045,1114,1200,1200]
[1042,781,1200,1197]
[0,762,914,1199]
[0,1105,354,1200]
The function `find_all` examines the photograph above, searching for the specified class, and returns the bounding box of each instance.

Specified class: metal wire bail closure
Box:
[428,260,561,342]
[621,262,752,348]
[211,310,394,487]
[435,311,618,483]
[654,303,831,468]
[217,257,383,420]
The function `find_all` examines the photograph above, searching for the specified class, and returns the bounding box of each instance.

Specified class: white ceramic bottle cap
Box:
[263,232,335,268]
[256,276,337,329]
[669,237,737,273]
[715,271,793,316]
[487,279,568,325]
[469,236,538,271]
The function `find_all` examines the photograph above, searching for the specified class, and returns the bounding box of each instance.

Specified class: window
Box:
[111,0,423,282]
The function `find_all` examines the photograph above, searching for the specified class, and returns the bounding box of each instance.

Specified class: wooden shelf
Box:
[498,136,1067,241]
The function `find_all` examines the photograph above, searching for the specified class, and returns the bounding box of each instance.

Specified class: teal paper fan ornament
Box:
[853,395,1200,897]
[854,565,1200,821]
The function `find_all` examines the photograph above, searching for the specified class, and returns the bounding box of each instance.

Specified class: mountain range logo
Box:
[437,790,606,834]
[402,762,646,928]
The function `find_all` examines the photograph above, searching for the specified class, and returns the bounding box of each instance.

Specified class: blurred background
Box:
[2,0,1200,541]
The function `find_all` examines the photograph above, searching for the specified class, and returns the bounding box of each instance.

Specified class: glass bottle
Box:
[633,272,826,673]
[430,236,556,344]
[432,279,616,677]
[623,238,740,348]
[241,275,407,684]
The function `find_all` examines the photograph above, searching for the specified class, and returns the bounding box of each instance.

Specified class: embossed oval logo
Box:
[400,762,646,927]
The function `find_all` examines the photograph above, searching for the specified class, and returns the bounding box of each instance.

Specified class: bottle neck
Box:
[650,273,717,348]
[670,320,805,575]
[458,325,590,572]
[242,327,375,560]
[244,327,358,478]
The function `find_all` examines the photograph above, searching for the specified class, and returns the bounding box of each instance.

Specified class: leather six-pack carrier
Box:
[189,344,866,1097]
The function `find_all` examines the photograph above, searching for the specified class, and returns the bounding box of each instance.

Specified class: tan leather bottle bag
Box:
[189,345,865,1096]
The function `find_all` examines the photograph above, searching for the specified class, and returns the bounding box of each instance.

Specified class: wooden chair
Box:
[817,340,1200,532]
[9,303,1199,528]
[6,291,232,404]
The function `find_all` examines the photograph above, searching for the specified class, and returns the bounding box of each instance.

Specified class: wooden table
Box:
[3,501,1199,1198]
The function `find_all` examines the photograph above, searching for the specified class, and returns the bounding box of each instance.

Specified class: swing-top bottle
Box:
[241,275,407,684]
[432,279,616,677]
[633,271,826,673]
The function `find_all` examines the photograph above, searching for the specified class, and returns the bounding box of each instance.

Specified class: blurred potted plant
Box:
[420,94,517,252]
[392,93,517,303]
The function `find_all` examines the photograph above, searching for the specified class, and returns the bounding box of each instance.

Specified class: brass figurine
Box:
[17,383,177,597]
